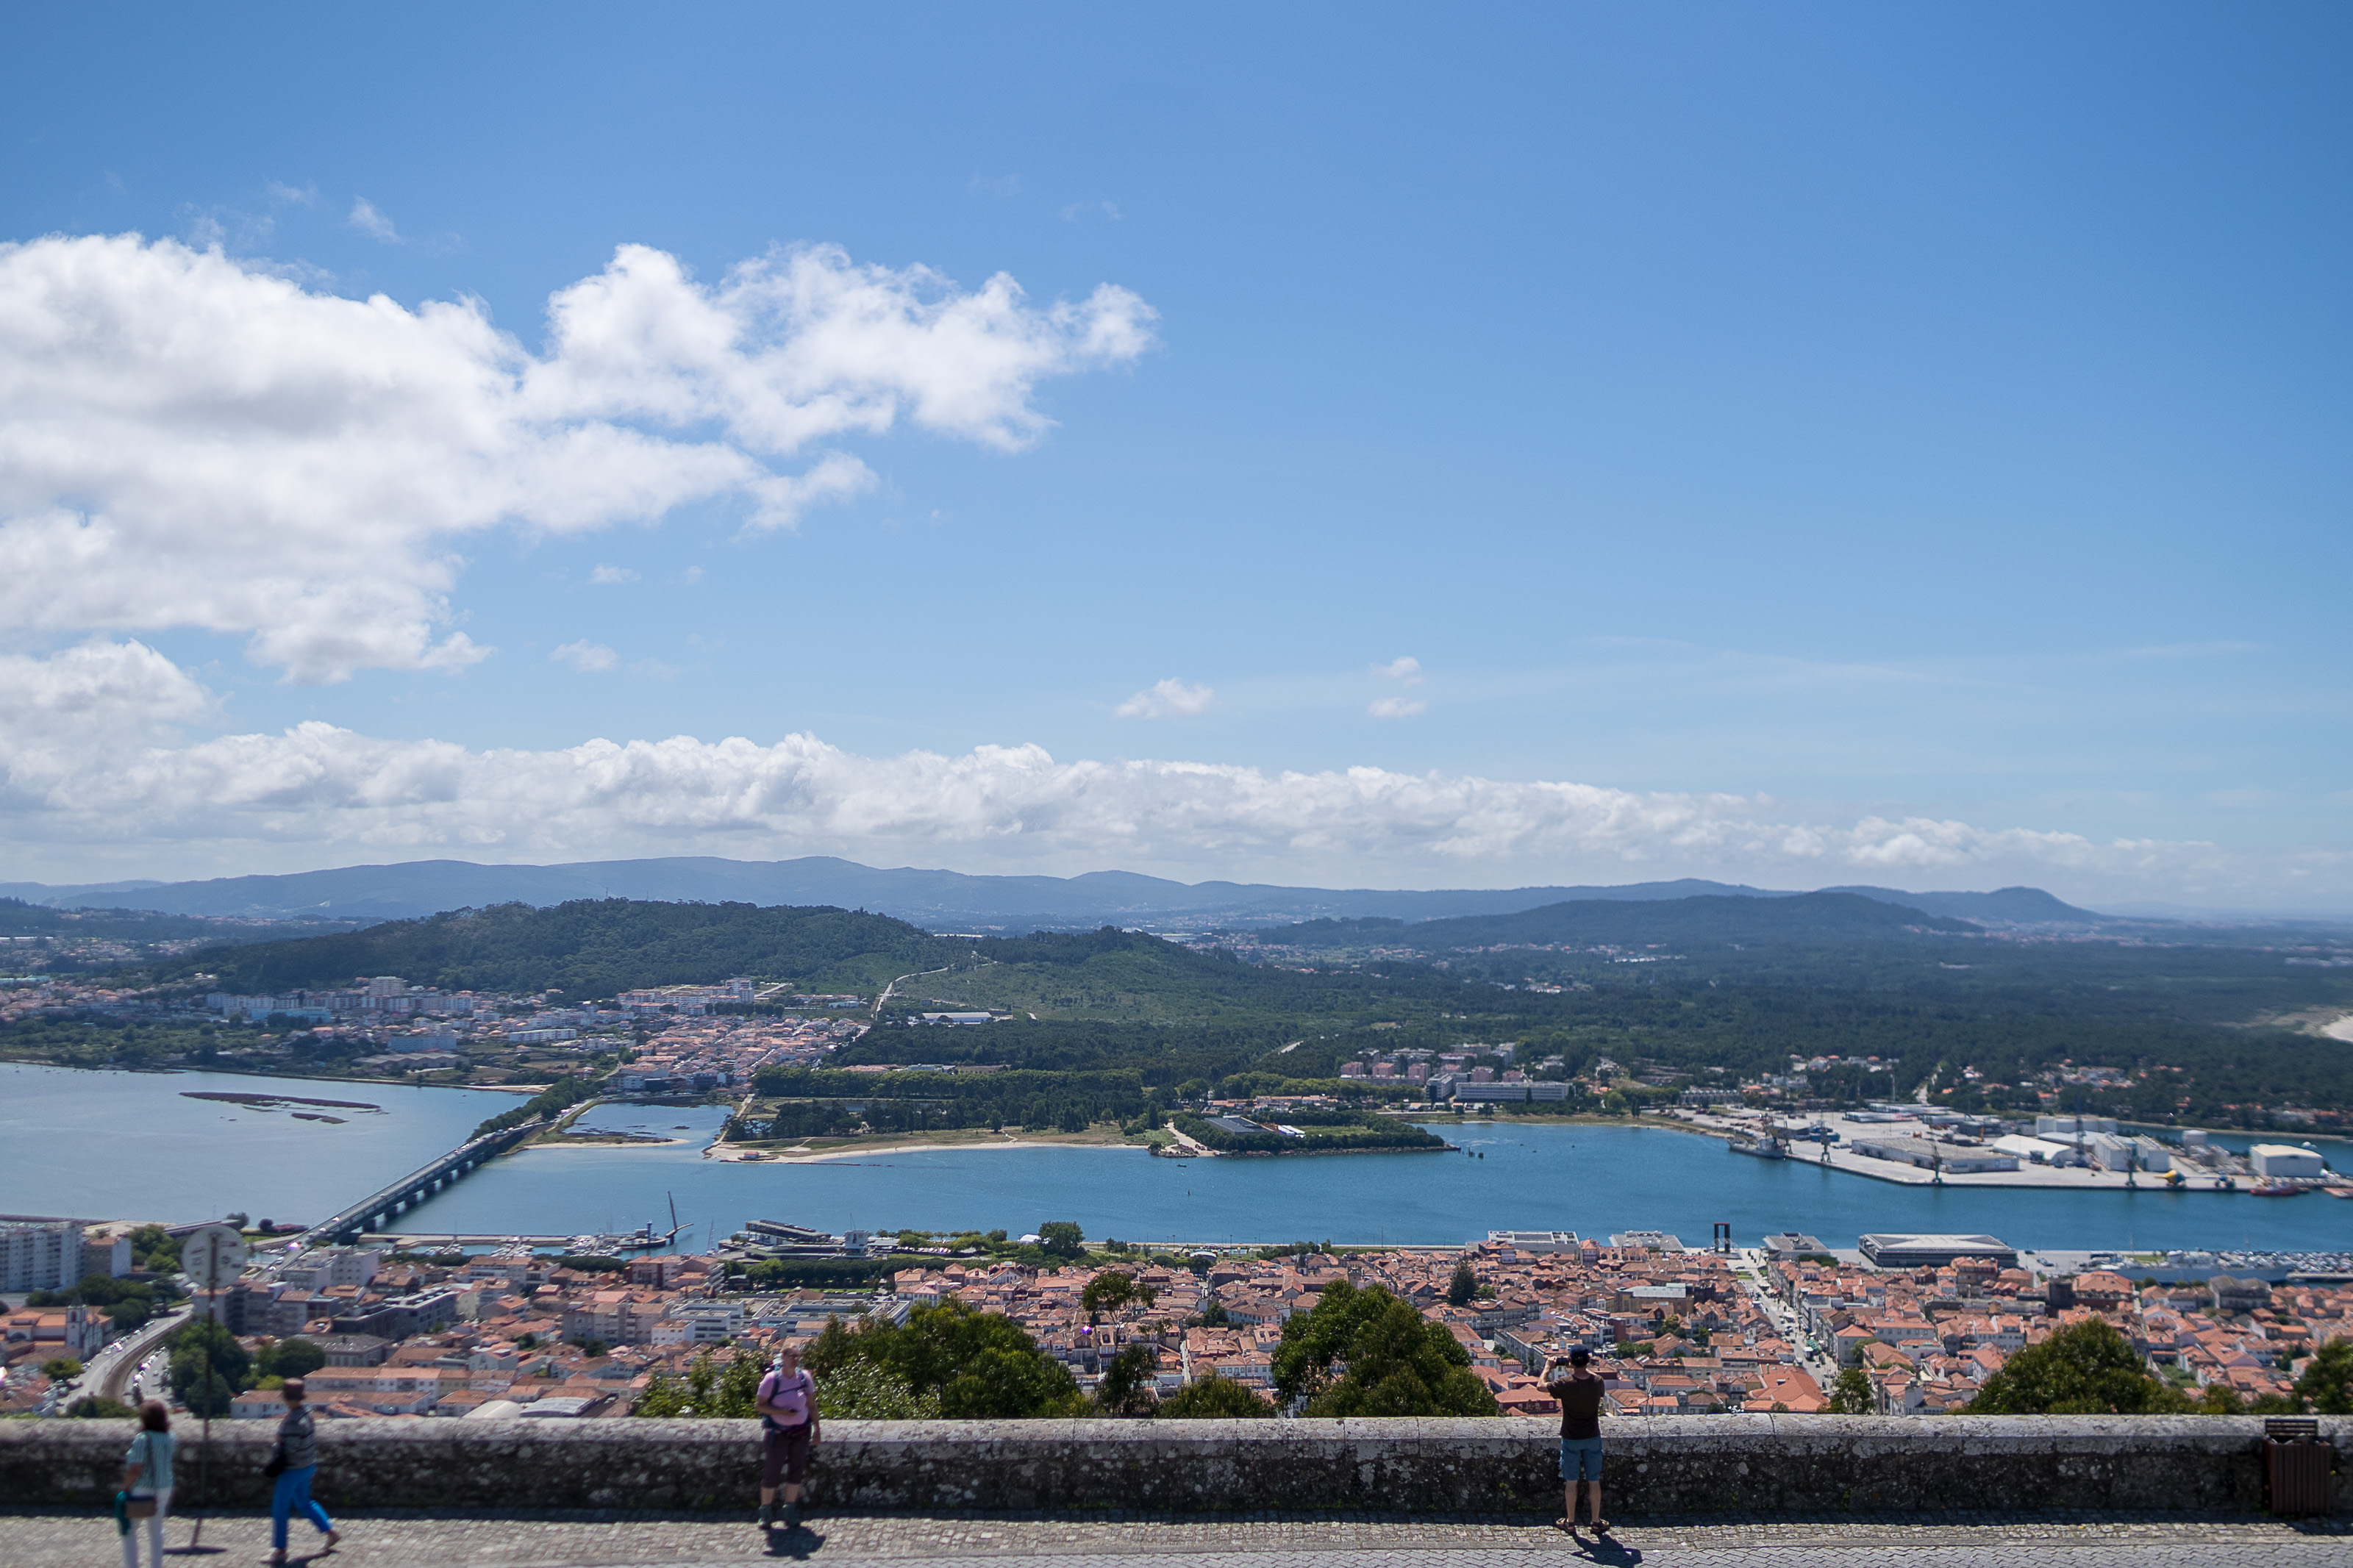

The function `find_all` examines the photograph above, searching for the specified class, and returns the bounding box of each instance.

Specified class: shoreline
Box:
[715,1135,1154,1164]
[0,1056,519,1094]
[1410,1112,1721,1139]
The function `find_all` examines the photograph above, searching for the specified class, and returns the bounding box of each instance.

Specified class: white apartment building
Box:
[0,1220,84,1292]
[275,1247,383,1292]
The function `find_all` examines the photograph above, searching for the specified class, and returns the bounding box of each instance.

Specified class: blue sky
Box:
[0,4,2346,910]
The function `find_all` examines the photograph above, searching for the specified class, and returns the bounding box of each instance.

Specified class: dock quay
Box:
[360,1231,669,1252]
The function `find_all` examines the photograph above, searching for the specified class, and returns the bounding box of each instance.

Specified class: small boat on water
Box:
[1729,1134,1788,1160]
[2250,1182,2306,1198]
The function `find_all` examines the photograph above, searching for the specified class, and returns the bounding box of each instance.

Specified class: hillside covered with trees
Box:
[68,891,2353,1129]
[1258,890,1978,953]
[141,898,968,998]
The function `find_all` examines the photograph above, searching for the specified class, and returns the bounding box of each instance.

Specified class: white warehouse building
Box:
[2248,1144,2327,1180]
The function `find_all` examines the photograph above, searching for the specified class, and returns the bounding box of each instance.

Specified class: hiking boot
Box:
[757,1503,775,1528]
[784,1502,802,1528]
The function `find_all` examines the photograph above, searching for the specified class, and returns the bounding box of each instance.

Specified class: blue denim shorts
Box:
[1558,1436,1604,1481]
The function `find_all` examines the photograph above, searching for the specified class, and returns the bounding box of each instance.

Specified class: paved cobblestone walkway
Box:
[5,1509,2344,1567]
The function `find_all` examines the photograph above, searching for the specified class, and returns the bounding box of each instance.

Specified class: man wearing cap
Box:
[1546,1347,1610,1536]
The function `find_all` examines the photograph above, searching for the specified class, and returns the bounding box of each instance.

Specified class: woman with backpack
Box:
[118,1400,174,1568]
[754,1343,821,1530]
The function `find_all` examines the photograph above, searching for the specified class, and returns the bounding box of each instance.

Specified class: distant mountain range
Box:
[0,855,2109,931]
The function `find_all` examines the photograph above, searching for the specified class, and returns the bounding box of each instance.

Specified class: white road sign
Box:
[181,1224,249,1289]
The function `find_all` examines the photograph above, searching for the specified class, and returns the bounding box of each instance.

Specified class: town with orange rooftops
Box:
[11,1206,2348,1423]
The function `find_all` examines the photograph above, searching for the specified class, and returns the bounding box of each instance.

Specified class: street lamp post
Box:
[177,1222,248,1556]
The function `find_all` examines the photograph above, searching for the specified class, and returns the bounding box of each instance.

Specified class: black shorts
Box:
[761,1422,812,1487]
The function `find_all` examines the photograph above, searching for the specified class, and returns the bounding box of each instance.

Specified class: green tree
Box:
[1081,1272,1156,1322]
[1826,1367,1876,1413]
[800,1300,1079,1419]
[1090,1345,1163,1417]
[631,1372,691,1417]
[1272,1281,1499,1417]
[1157,1375,1277,1418]
[253,1337,326,1381]
[815,1357,940,1419]
[635,1349,765,1417]
[2295,1338,2353,1415]
[1965,1320,2190,1415]
[1446,1259,1477,1308]
[168,1317,251,1418]
[1037,1222,1085,1261]
[127,1225,182,1275]
[40,1357,82,1381]
[67,1395,137,1418]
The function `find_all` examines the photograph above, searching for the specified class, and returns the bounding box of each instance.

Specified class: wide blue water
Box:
[0,1062,504,1225]
[387,1103,2352,1256]
[10,1067,2347,1253]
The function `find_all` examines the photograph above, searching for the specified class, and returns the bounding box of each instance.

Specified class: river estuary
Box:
[6,1064,2345,1256]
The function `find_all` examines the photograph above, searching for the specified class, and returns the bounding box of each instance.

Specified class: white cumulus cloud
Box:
[347,198,400,242]
[587,565,640,585]
[1368,695,1427,719]
[1374,656,1423,684]
[550,640,618,673]
[1115,678,1215,719]
[0,234,1154,682]
[0,648,2260,903]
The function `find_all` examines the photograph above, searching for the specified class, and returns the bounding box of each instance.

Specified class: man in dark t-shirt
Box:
[1545,1347,1609,1535]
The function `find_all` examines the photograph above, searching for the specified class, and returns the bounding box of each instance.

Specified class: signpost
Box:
[179,1222,248,1556]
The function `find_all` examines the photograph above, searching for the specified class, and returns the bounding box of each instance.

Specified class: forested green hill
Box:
[894,927,1399,1023]
[142,899,965,998]
[851,921,2353,1127]
[85,894,2353,1128]
[1264,891,1977,952]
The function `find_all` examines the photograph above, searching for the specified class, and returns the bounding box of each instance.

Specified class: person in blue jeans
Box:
[1546,1347,1610,1536]
[268,1378,340,1567]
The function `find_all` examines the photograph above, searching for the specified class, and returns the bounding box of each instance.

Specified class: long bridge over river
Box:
[286,1119,543,1248]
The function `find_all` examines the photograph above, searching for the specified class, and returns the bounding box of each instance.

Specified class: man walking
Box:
[268,1378,339,1567]
[754,1344,821,1530]
[1546,1347,1610,1536]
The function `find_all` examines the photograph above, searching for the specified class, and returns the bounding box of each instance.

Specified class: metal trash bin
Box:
[2262,1417,2333,1517]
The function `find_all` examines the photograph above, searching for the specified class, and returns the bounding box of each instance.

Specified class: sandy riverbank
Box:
[713,1133,1157,1164]
[521,1136,687,1149]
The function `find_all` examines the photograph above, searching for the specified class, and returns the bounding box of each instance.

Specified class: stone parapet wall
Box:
[4,1416,2343,1516]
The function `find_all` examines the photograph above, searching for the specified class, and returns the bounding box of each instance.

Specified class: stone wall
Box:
[4,1416,2343,1516]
